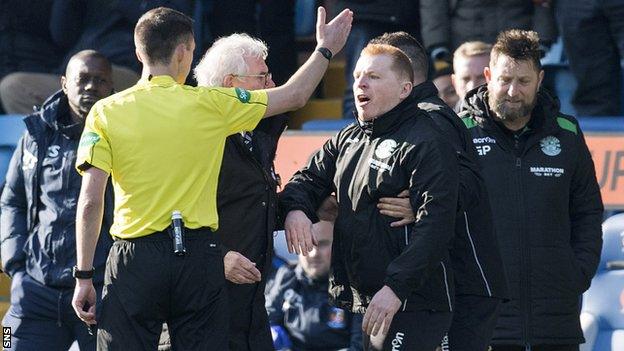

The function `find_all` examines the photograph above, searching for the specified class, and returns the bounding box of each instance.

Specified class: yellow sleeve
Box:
[75,105,112,175]
[202,87,268,135]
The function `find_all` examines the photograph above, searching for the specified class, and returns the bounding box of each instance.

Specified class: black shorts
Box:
[363,310,453,351]
[97,228,229,351]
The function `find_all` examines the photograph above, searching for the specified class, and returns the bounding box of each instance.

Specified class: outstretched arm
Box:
[264,7,352,117]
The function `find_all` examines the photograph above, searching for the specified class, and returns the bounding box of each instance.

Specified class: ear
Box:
[399,81,413,99]
[135,49,144,64]
[537,69,544,89]
[222,75,235,88]
[61,76,68,95]
[484,66,492,83]
[175,43,186,63]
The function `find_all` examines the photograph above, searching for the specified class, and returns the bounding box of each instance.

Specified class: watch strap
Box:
[316,47,333,61]
[72,266,95,279]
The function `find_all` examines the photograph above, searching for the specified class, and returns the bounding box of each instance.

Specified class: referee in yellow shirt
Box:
[70,6,352,350]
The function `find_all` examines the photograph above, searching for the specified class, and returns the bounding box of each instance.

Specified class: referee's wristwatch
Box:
[72,266,95,279]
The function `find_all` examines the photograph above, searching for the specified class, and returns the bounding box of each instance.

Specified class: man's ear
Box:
[135,49,144,64]
[484,66,492,83]
[400,81,413,99]
[538,69,544,89]
[222,75,234,88]
[61,76,68,95]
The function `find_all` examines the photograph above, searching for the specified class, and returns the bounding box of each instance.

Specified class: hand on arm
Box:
[72,167,108,325]
[264,7,352,117]
[284,210,317,256]
[224,251,261,284]
[378,190,415,227]
[362,286,402,336]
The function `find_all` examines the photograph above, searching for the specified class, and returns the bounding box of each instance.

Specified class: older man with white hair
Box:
[193,33,287,351]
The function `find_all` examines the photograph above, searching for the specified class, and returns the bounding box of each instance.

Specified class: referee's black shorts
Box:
[97,227,228,351]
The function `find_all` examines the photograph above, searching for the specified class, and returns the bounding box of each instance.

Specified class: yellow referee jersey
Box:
[76,75,268,239]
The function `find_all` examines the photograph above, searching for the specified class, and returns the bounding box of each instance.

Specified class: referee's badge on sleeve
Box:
[79,132,101,147]
[235,87,251,103]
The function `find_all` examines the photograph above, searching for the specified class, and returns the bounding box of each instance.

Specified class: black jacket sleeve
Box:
[428,110,483,211]
[279,134,339,223]
[569,129,603,292]
[384,138,459,301]
[0,136,29,277]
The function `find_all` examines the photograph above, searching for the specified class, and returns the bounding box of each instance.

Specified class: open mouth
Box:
[356,94,370,106]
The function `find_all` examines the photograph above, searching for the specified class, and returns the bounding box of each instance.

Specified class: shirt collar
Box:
[138,75,178,86]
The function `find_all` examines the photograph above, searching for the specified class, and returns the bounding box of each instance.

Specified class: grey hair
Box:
[194,33,268,87]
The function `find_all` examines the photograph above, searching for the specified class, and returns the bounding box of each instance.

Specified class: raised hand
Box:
[315,6,353,56]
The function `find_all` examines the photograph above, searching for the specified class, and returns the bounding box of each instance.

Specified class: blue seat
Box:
[0,115,26,184]
[301,119,353,131]
[577,116,624,132]
[581,213,624,351]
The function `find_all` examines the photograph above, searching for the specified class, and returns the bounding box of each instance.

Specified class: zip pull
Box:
[516,158,522,168]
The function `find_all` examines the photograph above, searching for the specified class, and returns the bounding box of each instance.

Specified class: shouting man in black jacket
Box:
[370,32,508,351]
[281,43,458,351]
[458,30,603,351]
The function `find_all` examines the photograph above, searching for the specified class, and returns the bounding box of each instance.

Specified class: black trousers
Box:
[446,295,502,351]
[363,310,453,351]
[226,280,273,351]
[97,228,229,351]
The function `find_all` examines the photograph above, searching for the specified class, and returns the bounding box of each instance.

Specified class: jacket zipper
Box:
[516,155,530,347]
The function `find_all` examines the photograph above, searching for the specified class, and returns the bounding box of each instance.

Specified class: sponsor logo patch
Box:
[391,331,405,350]
[79,132,100,147]
[530,166,565,177]
[327,307,346,329]
[22,149,37,170]
[540,135,561,156]
[375,139,397,159]
[235,87,251,103]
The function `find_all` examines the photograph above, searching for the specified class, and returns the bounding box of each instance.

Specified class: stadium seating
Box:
[0,115,25,184]
[580,213,624,351]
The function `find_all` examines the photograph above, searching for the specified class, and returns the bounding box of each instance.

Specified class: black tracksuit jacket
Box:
[458,86,603,345]
[280,94,459,313]
[414,81,508,299]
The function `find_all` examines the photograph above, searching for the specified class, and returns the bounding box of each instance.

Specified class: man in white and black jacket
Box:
[280,43,459,351]
[458,30,603,351]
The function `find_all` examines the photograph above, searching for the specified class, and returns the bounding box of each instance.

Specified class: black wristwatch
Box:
[317,47,333,61]
[72,266,95,279]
